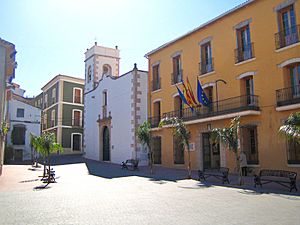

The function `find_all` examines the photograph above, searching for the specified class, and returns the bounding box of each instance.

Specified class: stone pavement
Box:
[0,155,300,225]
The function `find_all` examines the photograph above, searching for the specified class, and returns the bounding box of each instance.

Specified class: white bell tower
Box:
[84,42,120,92]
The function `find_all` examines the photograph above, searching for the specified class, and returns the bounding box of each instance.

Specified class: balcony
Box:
[199,58,214,75]
[148,116,161,128]
[275,25,300,49]
[171,70,183,85]
[234,43,255,64]
[150,95,259,128]
[276,85,300,107]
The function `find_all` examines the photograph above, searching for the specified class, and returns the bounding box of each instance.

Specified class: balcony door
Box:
[153,101,161,127]
[290,64,300,97]
[201,42,213,74]
[174,96,183,118]
[245,76,254,105]
[279,5,297,46]
[236,25,252,62]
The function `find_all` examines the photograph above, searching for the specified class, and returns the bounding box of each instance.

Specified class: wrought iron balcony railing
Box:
[276,85,300,107]
[148,116,161,128]
[234,43,255,64]
[199,58,214,75]
[171,70,183,85]
[275,25,300,49]
[149,95,259,128]
[151,77,161,91]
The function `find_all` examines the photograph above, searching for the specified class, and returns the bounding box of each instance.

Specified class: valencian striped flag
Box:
[197,79,210,106]
[186,77,198,106]
[182,80,197,108]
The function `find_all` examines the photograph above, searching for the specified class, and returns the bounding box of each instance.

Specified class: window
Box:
[241,126,259,165]
[102,91,108,118]
[173,136,184,164]
[87,65,92,82]
[276,5,298,49]
[12,125,26,145]
[102,64,112,76]
[287,138,300,164]
[52,88,56,104]
[16,108,24,118]
[73,110,82,126]
[73,88,82,104]
[171,55,182,84]
[103,91,107,106]
[200,42,213,74]
[235,25,253,63]
[152,65,160,91]
[44,94,48,108]
[51,110,55,127]
[43,113,47,129]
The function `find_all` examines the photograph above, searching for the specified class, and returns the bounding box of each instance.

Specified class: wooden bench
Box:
[198,167,230,184]
[254,169,298,192]
[121,159,139,171]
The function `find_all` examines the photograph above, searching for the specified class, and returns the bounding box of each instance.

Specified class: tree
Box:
[279,112,300,143]
[34,132,63,183]
[210,116,243,185]
[159,117,192,179]
[137,121,154,174]
[30,134,40,167]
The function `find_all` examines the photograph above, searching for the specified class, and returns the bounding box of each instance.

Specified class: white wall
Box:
[84,73,133,163]
[7,99,41,161]
[84,70,149,165]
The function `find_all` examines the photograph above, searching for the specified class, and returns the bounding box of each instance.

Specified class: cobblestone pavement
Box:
[0,155,300,225]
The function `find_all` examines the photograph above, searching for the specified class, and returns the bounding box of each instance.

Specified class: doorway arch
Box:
[102,126,110,161]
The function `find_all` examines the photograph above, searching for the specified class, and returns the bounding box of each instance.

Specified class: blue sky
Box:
[0,0,247,96]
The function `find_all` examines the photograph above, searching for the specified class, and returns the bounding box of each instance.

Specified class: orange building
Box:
[145,0,300,176]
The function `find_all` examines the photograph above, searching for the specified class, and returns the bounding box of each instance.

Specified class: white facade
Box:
[84,44,148,165]
[7,90,41,161]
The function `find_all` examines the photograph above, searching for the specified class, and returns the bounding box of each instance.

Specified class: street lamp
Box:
[215,79,227,112]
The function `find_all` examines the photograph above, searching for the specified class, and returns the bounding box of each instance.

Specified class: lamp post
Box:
[215,79,227,112]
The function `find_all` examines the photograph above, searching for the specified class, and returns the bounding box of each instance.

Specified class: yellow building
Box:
[145,0,300,176]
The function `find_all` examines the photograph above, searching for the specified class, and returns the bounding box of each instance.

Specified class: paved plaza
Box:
[0,155,300,225]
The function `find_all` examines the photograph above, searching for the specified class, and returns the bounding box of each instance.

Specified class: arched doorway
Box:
[103,126,110,161]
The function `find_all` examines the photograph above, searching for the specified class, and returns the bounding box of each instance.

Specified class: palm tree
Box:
[159,117,192,179]
[279,112,300,143]
[210,116,243,184]
[34,132,63,182]
[137,121,154,174]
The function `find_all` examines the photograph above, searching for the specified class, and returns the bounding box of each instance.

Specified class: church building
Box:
[84,43,148,165]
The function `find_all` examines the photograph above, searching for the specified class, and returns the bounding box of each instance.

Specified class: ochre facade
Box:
[146,0,300,176]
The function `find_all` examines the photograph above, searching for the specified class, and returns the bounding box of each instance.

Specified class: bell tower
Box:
[84,42,120,92]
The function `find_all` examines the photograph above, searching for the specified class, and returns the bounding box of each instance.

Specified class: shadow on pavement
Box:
[46,155,300,196]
